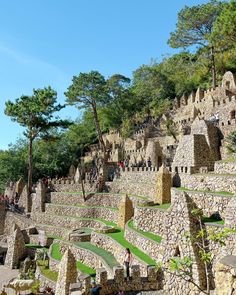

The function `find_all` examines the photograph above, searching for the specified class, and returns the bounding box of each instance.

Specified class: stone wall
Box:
[34,214,112,238]
[44,204,118,223]
[124,222,164,261]
[109,170,157,198]
[4,212,34,235]
[50,192,121,208]
[215,255,236,295]
[214,160,236,174]
[171,188,232,219]
[73,265,160,295]
[90,231,148,276]
[179,173,236,193]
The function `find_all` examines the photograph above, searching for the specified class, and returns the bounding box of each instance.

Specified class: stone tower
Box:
[155,165,172,204]
[55,248,77,295]
[118,195,134,229]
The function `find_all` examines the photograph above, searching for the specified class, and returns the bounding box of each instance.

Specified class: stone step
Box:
[50,192,121,208]
[36,224,70,239]
[34,213,112,235]
[44,203,119,223]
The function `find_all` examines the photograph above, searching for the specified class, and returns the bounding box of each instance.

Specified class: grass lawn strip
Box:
[202,216,225,225]
[137,203,171,210]
[37,260,58,282]
[75,241,118,268]
[106,229,156,266]
[127,220,162,244]
[176,187,233,197]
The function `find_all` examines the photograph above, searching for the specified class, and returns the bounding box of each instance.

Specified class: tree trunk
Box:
[78,165,86,202]
[28,135,33,194]
[91,102,109,182]
[211,46,217,89]
[91,102,106,152]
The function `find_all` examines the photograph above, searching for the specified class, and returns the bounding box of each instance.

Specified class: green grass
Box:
[106,229,156,266]
[217,158,236,163]
[127,220,162,243]
[176,187,233,196]
[37,260,58,282]
[202,216,225,225]
[76,242,119,268]
[139,203,171,210]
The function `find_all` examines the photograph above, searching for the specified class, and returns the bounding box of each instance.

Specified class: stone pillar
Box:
[114,266,125,284]
[155,165,172,204]
[215,256,236,295]
[18,185,31,213]
[117,195,134,229]
[79,274,91,294]
[5,226,25,269]
[147,265,157,282]
[97,267,108,285]
[32,181,46,213]
[131,265,140,283]
[74,167,80,183]
[68,165,76,178]
[15,178,25,196]
[55,249,77,295]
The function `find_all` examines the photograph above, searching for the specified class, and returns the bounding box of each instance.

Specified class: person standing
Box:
[124,248,132,280]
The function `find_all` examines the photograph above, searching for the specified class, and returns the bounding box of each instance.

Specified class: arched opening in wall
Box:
[174,245,181,257]
[230,110,236,119]
[185,167,188,173]
[226,81,230,89]
[222,122,224,126]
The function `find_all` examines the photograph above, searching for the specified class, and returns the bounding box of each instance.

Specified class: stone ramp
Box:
[0,266,18,295]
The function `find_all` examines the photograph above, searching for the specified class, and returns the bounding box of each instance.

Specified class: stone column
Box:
[5,226,25,269]
[32,181,46,213]
[68,164,76,178]
[118,195,134,229]
[155,165,172,204]
[74,167,80,183]
[55,249,77,295]
[18,184,32,213]
[15,177,25,197]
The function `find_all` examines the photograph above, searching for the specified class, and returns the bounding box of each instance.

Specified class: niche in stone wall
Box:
[230,110,236,120]
[174,245,181,257]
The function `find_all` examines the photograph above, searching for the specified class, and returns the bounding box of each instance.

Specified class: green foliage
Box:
[226,131,236,153]
[169,257,193,277]
[4,87,70,189]
[168,0,224,48]
[212,0,236,46]
[30,280,40,293]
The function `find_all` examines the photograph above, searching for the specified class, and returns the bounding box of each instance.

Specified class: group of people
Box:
[90,248,132,295]
[0,193,19,212]
[119,157,152,169]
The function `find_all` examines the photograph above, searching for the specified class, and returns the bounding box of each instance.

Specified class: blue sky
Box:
[0,0,208,150]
